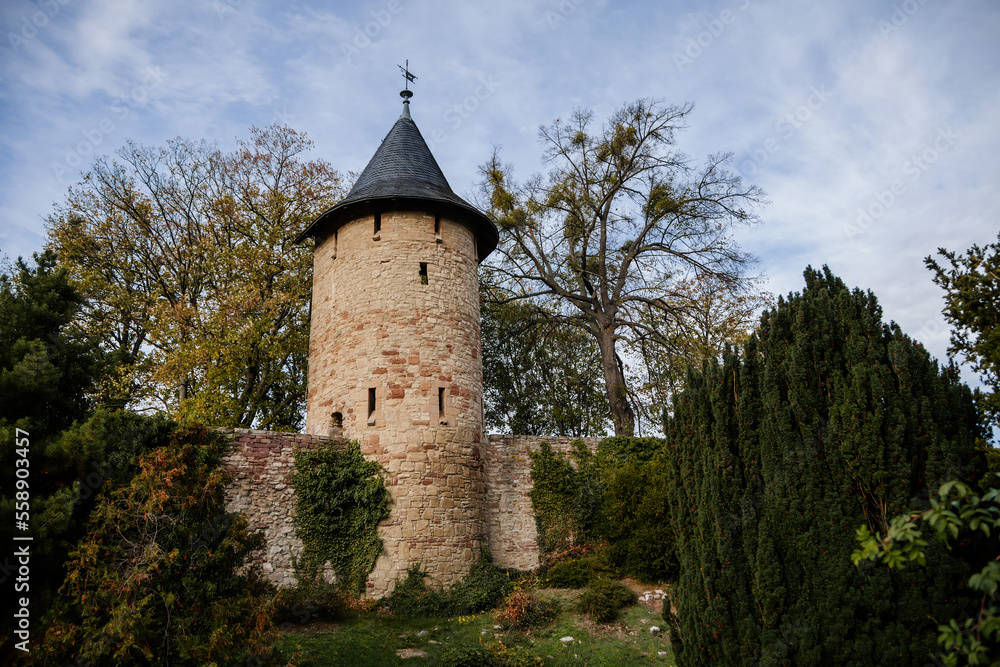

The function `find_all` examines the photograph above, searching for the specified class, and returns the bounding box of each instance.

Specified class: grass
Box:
[276,589,676,666]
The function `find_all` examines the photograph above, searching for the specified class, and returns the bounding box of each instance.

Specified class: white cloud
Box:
[1,0,998,372]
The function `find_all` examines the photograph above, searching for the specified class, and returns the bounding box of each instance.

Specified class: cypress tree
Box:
[665,266,985,666]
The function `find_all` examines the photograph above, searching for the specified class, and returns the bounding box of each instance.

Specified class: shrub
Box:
[272,565,348,628]
[380,564,449,617]
[540,550,613,588]
[493,589,557,630]
[381,553,517,617]
[448,556,516,615]
[33,425,277,665]
[577,578,637,623]
[542,560,592,588]
[487,639,545,666]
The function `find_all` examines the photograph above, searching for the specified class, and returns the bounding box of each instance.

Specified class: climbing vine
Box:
[291,441,390,596]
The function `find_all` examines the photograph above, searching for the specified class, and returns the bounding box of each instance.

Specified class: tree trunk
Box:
[595,326,635,436]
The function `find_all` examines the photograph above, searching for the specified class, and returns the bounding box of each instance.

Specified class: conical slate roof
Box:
[295,99,498,259]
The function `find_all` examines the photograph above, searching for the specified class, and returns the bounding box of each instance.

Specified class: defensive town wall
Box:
[220,429,598,593]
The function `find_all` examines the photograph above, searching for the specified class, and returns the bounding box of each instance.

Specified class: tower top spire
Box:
[398,60,416,118]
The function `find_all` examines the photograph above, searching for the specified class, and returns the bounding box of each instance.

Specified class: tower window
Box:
[374,213,382,237]
[331,411,343,436]
[332,229,338,259]
[438,387,446,424]
[419,262,428,285]
[434,214,442,242]
[368,388,376,423]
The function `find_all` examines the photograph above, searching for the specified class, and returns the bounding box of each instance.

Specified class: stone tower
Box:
[295,89,498,596]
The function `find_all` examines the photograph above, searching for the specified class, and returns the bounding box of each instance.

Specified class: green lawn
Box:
[276,593,676,666]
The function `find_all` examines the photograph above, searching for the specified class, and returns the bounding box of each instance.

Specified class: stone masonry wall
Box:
[220,428,343,589]
[305,209,486,596]
[221,430,598,592]
[484,435,600,571]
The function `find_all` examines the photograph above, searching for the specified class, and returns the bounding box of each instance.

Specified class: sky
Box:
[1,0,998,387]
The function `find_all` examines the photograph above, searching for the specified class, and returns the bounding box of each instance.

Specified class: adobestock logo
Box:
[51,66,166,182]
[341,0,406,63]
[672,0,751,72]
[844,126,959,244]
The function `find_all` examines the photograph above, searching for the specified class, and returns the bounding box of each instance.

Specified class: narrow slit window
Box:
[434,214,442,242]
[368,388,376,420]
[332,229,338,259]
[438,387,445,418]
[419,262,428,285]
[374,213,381,236]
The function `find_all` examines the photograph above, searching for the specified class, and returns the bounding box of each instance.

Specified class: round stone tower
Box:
[296,90,498,596]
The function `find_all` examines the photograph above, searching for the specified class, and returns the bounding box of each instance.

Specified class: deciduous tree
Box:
[46,125,347,429]
[926,234,1000,431]
[633,273,772,431]
[480,99,765,435]
[481,269,608,436]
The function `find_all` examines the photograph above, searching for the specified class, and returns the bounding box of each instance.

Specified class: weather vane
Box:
[398,60,417,99]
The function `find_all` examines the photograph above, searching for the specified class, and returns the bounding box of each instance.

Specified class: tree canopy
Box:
[481,267,609,436]
[46,124,348,429]
[665,266,985,665]
[926,233,1000,432]
[480,99,766,436]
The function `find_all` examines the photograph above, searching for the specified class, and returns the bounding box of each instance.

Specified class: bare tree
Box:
[480,99,765,436]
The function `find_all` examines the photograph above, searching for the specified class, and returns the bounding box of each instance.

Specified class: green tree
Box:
[0,250,100,435]
[33,424,277,665]
[479,99,765,436]
[0,251,106,653]
[853,478,1000,667]
[527,435,676,581]
[926,234,1000,430]
[665,266,986,666]
[481,270,608,436]
[600,445,677,582]
[46,125,348,429]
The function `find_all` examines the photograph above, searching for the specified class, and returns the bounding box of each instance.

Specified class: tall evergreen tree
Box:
[665,266,986,666]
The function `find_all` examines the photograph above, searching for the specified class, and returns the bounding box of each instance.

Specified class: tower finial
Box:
[398,60,417,119]
[398,59,417,91]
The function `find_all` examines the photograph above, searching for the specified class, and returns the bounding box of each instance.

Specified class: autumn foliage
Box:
[34,425,280,665]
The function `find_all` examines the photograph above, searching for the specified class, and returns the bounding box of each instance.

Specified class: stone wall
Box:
[305,209,487,596]
[220,428,343,589]
[484,435,600,571]
[221,429,599,592]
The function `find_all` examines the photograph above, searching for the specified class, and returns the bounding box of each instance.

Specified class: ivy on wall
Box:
[291,441,390,596]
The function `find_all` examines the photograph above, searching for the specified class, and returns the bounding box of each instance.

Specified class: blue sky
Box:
[1,0,998,381]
